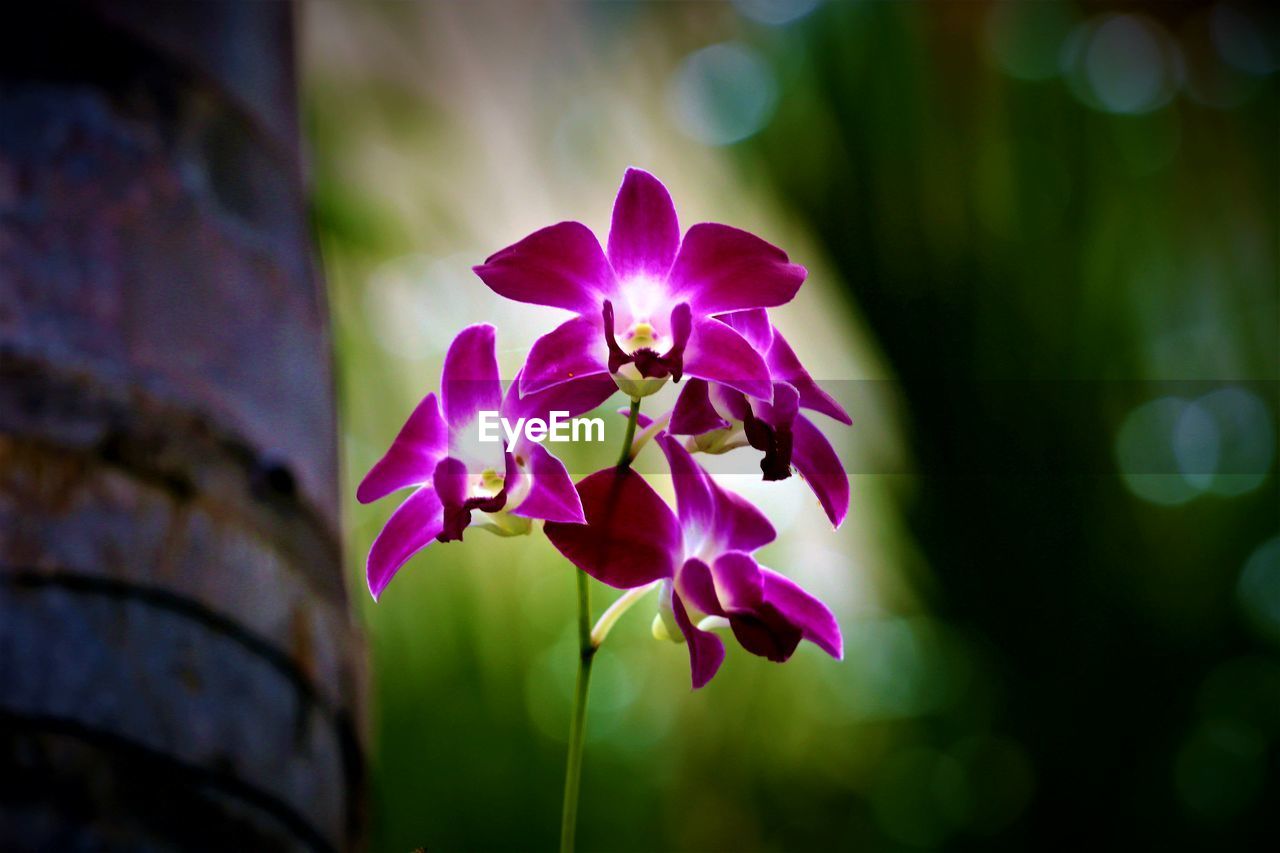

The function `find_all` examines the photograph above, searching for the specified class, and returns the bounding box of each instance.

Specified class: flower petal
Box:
[711,551,765,612]
[670,379,730,436]
[366,487,444,601]
[510,442,585,524]
[759,566,843,659]
[442,324,503,432]
[431,456,469,507]
[682,317,772,401]
[675,557,724,617]
[718,308,774,353]
[767,330,851,425]
[503,368,616,425]
[520,315,610,396]
[657,433,715,533]
[659,433,776,553]
[791,414,849,527]
[544,467,680,589]
[356,392,448,504]
[616,407,655,429]
[712,483,777,553]
[669,223,806,315]
[728,603,803,663]
[607,168,680,280]
[473,221,614,313]
[672,590,726,689]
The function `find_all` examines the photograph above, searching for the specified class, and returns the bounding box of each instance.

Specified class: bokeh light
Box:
[1061,14,1182,114]
[1238,536,1280,644]
[1211,3,1280,75]
[667,42,778,146]
[732,0,822,28]
[1116,397,1203,505]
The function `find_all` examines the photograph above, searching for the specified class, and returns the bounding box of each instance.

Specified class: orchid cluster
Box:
[358,169,851,848]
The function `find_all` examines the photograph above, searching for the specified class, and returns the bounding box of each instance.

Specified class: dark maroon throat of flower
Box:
[743,407,793,481]
[438,490,507,542]
[602,300,691,382]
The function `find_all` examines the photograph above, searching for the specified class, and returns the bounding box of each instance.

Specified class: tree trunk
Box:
[0,2,365,850]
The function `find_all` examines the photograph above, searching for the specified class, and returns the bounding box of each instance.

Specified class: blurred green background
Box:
[303,1,1277,850]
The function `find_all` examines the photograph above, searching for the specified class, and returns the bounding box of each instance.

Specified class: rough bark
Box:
[0,2,364,850]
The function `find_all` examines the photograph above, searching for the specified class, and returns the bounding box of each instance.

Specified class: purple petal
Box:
[728,602,803,663]
[431,456,469,507]
[473,221,614,313]
[711,551,765,612]
[675,557,724,617]
[503,368,616,424]
[665,432,773,550]
[607,168,680,279]
[711,481,777,553]
[657,433,715,534]
[357,392,448,504]
[792,414,849,528]
[670,379,730,436]
[544,467,681,589]
[669,223,806,315]
[659,433,776,553]
[718,308,774,353]
[756,381,800,428]
[510,442,585,524]
[366,487,444,601]
[672,590,726,689]
[760,567,843,659]
[520,315,610,396]
[683,317,772,401]
[441,325,503,431]
[767,330,851,424]
[616,407,655,429]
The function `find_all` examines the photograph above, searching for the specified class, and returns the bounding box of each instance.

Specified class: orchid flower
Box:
[357,324,615,599]
[473,169,806,402]
[669,308,853,527]
[544,433,842,688]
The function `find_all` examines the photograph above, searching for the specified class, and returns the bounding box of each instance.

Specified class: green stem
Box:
[559,569,593,853]
[560,396,643,853]
[617,396,641,469]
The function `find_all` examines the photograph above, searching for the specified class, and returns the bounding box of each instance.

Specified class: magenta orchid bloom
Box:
[357,324,614,599]
[544,433,842,688]
[361,169,852,847]
[669,308,852,527]
[473,169,806,402]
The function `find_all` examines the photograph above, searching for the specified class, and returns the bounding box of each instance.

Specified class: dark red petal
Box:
[544,467,680,589]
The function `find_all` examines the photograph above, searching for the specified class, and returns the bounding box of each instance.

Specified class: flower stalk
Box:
[617,396,642,468]
[560,566,594,853]
[561,396,643,853]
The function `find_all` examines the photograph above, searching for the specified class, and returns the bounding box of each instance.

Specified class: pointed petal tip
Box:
[622,165,661,184]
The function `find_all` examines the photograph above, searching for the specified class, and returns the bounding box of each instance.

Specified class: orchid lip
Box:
[602,299,691,382]
[438,468,509,542]
[742,407,793,481]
